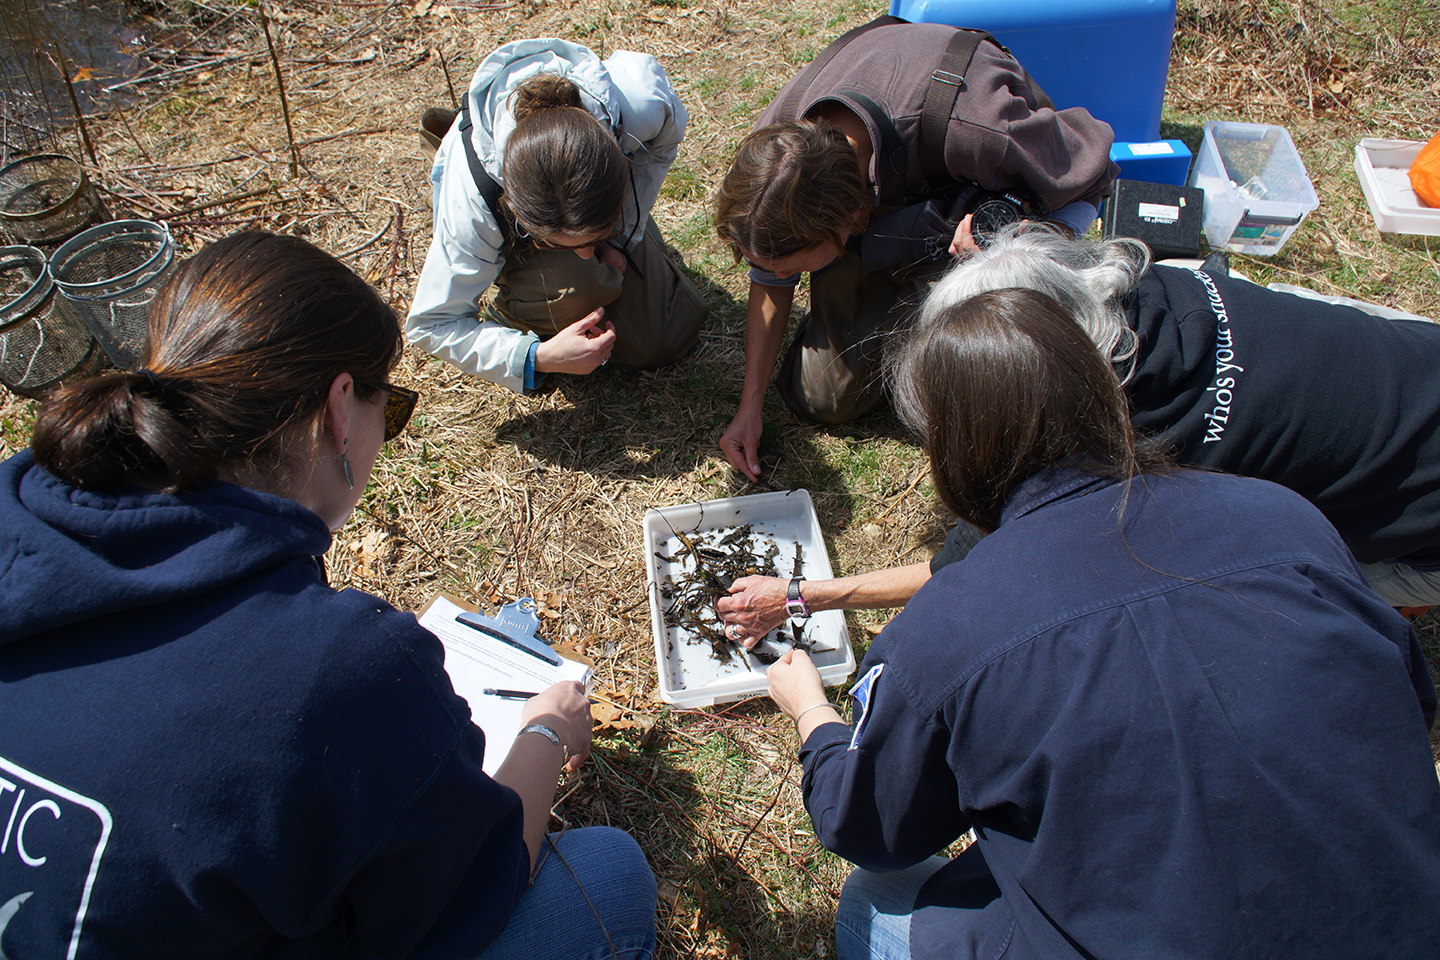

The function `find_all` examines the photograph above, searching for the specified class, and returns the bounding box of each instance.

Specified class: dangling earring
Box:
[340,437,354,489]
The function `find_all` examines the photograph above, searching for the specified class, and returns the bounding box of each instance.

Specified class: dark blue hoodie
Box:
[804,467,1440,960]
[0,450,527,959]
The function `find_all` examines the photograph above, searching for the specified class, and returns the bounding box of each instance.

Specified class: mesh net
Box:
[0,155,108,248]
[0,246,100,398]
[52,221,174,370]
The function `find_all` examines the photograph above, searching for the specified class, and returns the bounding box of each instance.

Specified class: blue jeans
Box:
[834,857,949,960]
[475,827,657,960]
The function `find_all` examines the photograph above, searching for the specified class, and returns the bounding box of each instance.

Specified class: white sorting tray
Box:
[1355,138,1440,236]
[644,489,856,707]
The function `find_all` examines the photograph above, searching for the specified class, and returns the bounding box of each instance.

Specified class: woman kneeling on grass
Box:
[766,287,1440,960]
[0,232,655,959]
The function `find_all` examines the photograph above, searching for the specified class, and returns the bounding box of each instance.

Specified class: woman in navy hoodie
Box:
[766,287,1440,960]
[0,232,655,959]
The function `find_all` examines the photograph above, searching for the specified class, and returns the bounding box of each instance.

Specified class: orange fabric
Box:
[1411,131,1440,208]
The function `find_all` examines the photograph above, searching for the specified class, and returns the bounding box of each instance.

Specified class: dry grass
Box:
[2,0,1439,955]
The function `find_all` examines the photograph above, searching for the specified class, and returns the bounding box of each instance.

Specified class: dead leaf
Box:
[357,529,383,558]
[592,700,638,730]
[412,0,433,15]
[71,66,93,82]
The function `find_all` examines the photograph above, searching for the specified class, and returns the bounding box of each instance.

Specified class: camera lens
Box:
[971,196,1026,246]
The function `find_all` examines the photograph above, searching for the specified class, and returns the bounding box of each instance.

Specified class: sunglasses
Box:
[355,379,419,442]
[527,226,623,251]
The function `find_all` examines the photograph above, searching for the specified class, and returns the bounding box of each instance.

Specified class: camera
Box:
[859,182,1044,272]
[968,192,1031,245]
[943,183,1038,247]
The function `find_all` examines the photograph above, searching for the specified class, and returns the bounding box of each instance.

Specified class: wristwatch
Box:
[786,577,811,619]
[517,723,563,749]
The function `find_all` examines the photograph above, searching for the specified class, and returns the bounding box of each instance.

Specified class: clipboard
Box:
[417,593,592,775]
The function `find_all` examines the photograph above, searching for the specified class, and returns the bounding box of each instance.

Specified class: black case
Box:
[1101,179,1205,260]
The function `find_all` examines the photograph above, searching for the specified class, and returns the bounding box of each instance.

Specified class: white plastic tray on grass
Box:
[1354,138,1440,236]
[644,489,856,708]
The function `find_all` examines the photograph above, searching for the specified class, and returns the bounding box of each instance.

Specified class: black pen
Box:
[483,688,539,700]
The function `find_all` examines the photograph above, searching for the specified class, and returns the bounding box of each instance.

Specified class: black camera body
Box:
[942,182,1038,246]
[859,181,1043,272]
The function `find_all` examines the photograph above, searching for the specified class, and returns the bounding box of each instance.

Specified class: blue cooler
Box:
[889,0,1177,143]
[1110,139,1193,185]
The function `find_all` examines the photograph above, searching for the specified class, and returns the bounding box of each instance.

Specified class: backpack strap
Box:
[918,28,989,187]
[455,99,510,243]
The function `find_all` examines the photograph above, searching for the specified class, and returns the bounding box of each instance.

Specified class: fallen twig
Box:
[103,53,252,93]
[257,3,301,178]
[872,462,928,524]
[296,126,386,147]
[166,186,281,218]
[386,200,405,301]
[337,213,395,258]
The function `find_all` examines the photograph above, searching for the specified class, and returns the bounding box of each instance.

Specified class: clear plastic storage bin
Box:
[1188,121,1318,255]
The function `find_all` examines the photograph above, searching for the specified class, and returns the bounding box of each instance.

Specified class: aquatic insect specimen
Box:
[655,521,803,665]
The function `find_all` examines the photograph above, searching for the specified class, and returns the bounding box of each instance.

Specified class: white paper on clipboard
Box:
[418,595,592,774]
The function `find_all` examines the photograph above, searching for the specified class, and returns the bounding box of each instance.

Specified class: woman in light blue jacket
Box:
[408,39,705,394]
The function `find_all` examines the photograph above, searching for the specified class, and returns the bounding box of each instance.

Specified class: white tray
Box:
[644,490,856,707]
[1355,138,1440,236]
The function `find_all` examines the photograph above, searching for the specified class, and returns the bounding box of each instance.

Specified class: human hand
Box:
[521,680,593,773]
[766,649,828,722]
[596,242,627,274]
[949,213,981,258]
[534,309,617,376]
[716,575,790,646]
[719,407,763,482]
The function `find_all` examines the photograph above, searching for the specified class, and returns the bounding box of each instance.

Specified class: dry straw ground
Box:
[2,0,1439,956]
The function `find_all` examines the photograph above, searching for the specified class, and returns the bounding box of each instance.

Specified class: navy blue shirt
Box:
[1131,265,1440,567]
[0,451,528,958]
[934,268,1440,573]
[806,467,1440,960]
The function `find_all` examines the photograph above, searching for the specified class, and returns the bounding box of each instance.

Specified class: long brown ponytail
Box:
[32,232,402,493]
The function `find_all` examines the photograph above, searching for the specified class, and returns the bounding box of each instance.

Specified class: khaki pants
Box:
[776,244,948,424]
[488,219,708,369]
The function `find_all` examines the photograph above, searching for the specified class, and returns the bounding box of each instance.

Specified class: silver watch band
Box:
[517,722,562,749]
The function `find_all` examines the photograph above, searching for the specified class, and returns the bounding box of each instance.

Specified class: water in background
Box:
[0,0,144,158]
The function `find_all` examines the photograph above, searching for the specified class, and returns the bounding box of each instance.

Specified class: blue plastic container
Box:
[1110,139,1192,185]
[889,0,1177,143]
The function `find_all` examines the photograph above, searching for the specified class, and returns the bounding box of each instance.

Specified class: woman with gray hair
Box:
[717,225,1440,644]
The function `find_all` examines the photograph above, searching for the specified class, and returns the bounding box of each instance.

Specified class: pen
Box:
[483,688,539,700]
